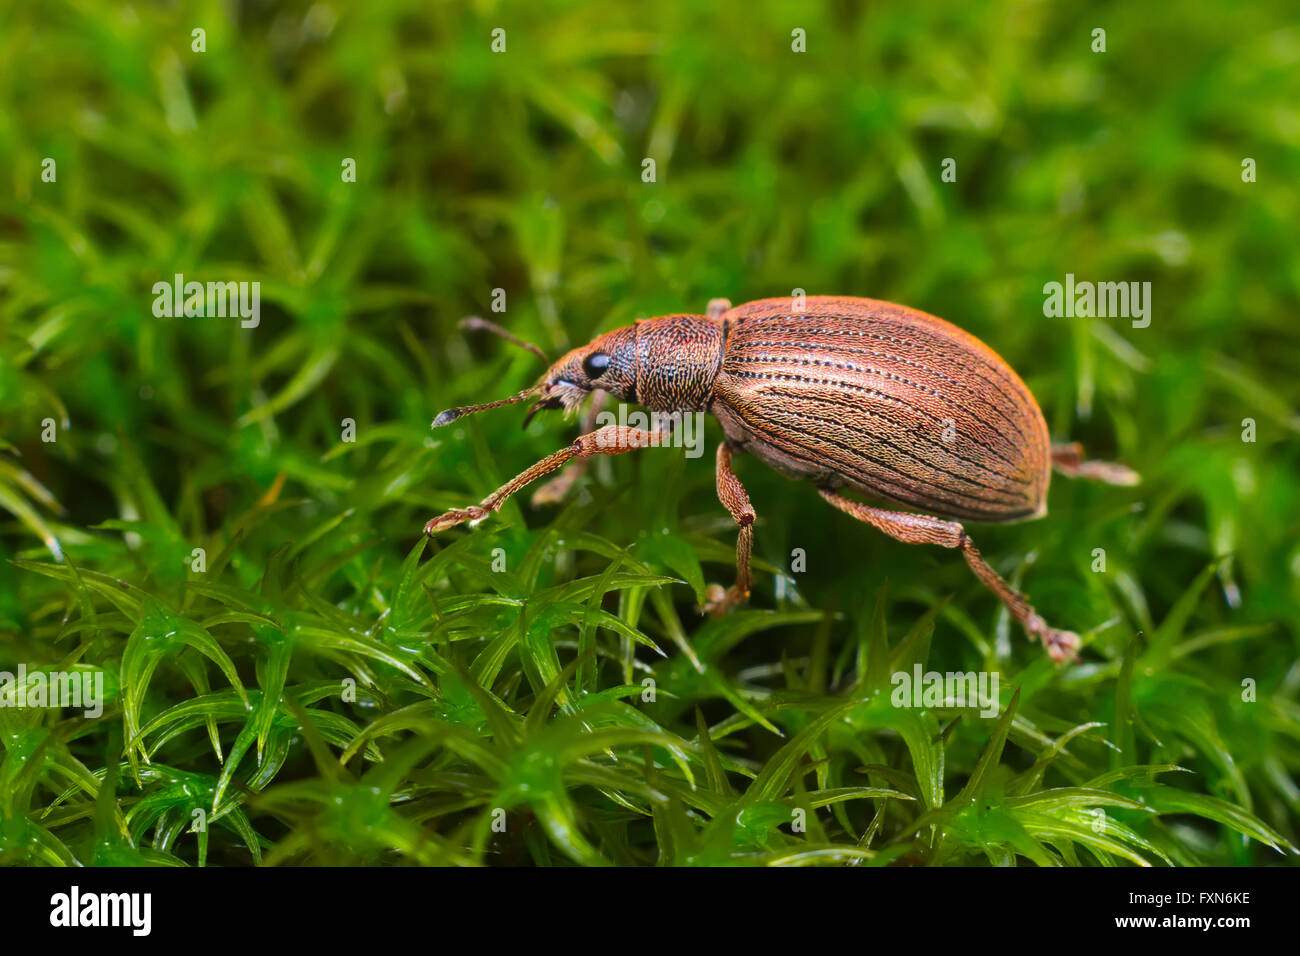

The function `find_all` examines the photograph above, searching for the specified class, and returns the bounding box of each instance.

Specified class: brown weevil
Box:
[424,296,1138,661]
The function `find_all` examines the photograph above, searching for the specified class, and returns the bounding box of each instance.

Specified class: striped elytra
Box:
[709,296,1051,524]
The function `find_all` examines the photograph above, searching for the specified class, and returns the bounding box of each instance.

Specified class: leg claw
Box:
[1027,613,1080,663]
[700,583,749,616]
[423,505,489,535]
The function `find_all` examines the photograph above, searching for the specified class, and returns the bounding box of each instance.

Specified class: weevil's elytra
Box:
[711,298,1051,523]
[425,297,1139,663]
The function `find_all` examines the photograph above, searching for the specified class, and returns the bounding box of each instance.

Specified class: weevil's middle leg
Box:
[1051,442,1140,486]
[424,425,666,535]
[817,488,1080,662]
[706,298,732,319]
[531,390,609,507]
[702,442,756,616]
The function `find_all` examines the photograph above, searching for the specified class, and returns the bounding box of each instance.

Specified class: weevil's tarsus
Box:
[817,486,1081,663]
[1051,442,1140,486]
[459,316,550,364]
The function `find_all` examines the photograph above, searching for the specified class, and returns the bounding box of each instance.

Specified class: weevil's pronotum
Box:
[424,297,1138,661]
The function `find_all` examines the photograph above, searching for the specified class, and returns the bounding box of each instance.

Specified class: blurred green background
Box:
[1,0,1297,866]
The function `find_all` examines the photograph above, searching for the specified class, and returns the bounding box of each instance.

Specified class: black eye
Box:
[582,352,611,379]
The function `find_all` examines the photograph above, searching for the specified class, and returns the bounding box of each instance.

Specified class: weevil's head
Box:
[520,326,639,426]
[431,315,724,430]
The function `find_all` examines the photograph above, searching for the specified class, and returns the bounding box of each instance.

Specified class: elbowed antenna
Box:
[431,317,553,427]
[431,383,543,428]
[459,316,550,364]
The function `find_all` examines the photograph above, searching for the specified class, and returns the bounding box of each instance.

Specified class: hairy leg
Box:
[1051,442,1140,486]
[818,488,1080,661]
[707,298,732,319]
[424,425,665,535]
[530,390,610,507]
[702,443,756,615]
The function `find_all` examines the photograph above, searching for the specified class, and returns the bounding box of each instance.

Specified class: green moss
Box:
[1,0,1296,866]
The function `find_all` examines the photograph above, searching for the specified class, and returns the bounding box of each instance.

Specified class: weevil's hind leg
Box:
[817,488,1080,662]
[706,298,732,319]
[425,425,666,535]
[701,443,756,616]
[531,391,609,507]
[1051,442,1140,486]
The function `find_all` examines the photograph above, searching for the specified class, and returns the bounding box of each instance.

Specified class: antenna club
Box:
[431,408,463,428]
[428,384,543,429]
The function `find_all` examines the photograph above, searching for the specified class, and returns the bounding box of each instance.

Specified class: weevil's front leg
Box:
[706,298,732,319]
[424,426,665,535]
[702,443,756,616]
[530,390,610,507]
[817,488,1080,662]
[1051,442,1140,486]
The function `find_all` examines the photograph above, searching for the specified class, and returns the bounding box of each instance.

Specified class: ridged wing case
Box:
[710,297,1051,523]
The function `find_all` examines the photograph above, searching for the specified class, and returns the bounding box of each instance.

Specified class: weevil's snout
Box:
[522,328,639,428]
[436,327,639,431]
[521,380,585,429]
